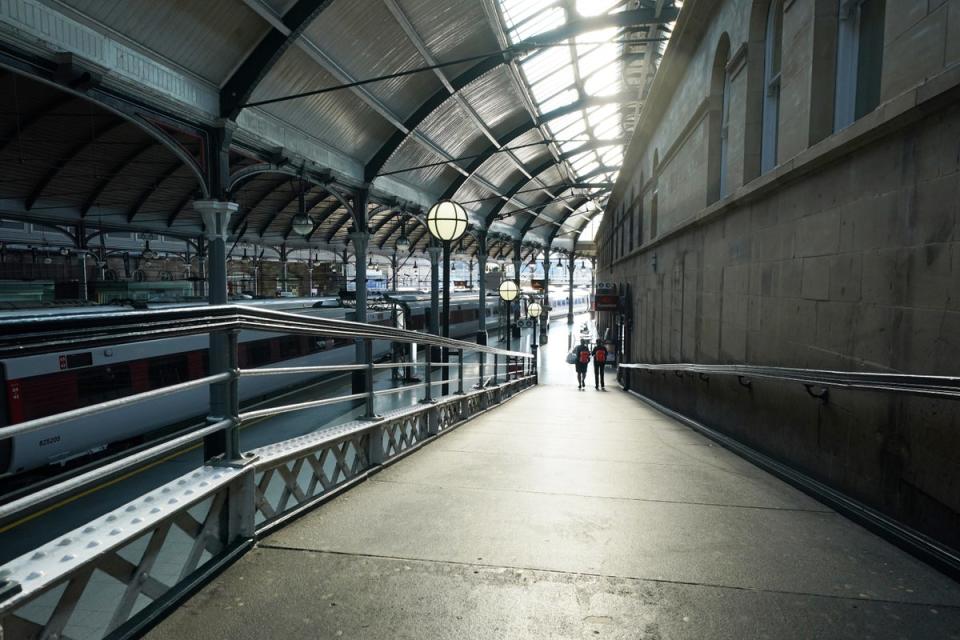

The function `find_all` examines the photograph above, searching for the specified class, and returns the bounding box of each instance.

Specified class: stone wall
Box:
[597,0,960,550]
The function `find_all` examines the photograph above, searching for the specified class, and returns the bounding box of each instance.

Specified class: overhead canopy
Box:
[0,0,676,258]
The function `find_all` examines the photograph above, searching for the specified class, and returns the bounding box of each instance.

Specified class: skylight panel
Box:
[593,117,622,140]
[601,146,624,166]
[584,65,620,96]
[501,0,557,33]
[549,110,584,135]
[577,43,614,79]
[529,63,575,102]
[570,153,595,171]
[575,0,620,18]
[586,104,618,130]
[559,140,584,155]
[539,88,578,113]
[520,46,570,85]
[510,6,565,42]
[550,112,587,136]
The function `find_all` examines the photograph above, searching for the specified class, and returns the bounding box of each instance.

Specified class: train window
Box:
[148,355,189,389]
[77,364,133,407]
[16,374,78,420]
[246,340,272,368]
[278,336,302,360]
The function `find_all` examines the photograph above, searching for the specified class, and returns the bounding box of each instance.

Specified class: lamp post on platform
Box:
[426,200,469,395]
[527,300,542,380]
[499,279,519,378]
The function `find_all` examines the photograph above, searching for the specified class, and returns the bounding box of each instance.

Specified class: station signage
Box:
[594,282,619,311]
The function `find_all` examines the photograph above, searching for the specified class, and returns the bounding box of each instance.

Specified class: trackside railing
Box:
[0,305,535,640]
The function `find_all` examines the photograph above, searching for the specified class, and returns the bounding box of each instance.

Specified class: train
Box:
[0,290,591,478]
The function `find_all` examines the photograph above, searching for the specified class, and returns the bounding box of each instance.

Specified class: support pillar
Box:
[349,229,370,394]
[476,231,488,344]
[475,231,488,387]
[567,252,576,326]
[542,246,550,340]
[195,199,240,462]
[512,239,522,336]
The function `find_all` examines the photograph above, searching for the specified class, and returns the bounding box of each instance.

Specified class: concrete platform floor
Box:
[148,384,960,639]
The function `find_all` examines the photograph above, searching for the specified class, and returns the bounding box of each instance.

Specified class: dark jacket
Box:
[591,345,608,365]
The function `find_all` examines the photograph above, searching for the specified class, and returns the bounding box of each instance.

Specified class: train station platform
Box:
[147,350,960,638]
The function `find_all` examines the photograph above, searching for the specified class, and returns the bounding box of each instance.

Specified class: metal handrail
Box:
[0,418,233,521]
[618,362,960,399]
[0,304,532,359]
[0,306,536,530]
[238,392,369,421]
[0,372,233,439]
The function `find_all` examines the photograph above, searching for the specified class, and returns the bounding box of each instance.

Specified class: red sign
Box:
[594,294,619,311]
[59,355,67,370]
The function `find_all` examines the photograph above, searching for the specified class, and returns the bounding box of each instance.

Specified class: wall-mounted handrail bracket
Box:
[804,384,829,403]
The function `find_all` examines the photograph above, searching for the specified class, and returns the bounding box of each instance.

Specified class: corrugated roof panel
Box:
[57,0,268,84]
[379,135,463,194]
[459,68,530,132]
[301,0,444,119]
[251,46,397,161]
[475,153,520,191]
[414,99,486,161]
[395,0,501,76]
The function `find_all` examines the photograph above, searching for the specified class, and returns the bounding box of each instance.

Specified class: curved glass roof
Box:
[496,0,673,242]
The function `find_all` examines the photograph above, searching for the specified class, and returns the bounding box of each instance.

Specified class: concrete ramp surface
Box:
[148,385,960,639]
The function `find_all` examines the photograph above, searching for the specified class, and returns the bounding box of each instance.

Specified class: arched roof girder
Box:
[483,139,621,228]
[516,164,612,233]
[220,0,338,119]
[364,54,505,181]
[439,93,628,203]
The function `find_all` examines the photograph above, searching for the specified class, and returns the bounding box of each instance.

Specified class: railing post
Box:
[364,338,379,419]
[457,348,464,395]
[492,353,498,386]
[477,350,485,389]
[422,341,434,403]
[225,329,242,461]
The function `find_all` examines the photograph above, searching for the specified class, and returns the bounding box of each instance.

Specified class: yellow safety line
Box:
[0,416,267,533]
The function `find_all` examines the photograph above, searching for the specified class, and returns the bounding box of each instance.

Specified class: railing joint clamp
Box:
[208,451,259,469]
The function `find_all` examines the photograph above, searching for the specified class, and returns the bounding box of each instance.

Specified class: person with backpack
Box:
[573,338,591,389]
[592,338,608,390]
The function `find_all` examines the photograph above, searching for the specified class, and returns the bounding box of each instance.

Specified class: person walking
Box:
[573,338,591,389]
[592,338,608,389]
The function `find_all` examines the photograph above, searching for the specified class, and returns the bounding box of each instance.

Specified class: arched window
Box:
[761,0,783,172]
[707,34,731,204]
[834,0,885,130]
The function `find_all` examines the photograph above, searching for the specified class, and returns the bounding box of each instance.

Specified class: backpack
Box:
[578,349,590,364]
[595,348,606,363]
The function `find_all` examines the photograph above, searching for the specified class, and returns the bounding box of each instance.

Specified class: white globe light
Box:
[426,200,468,243]
[527,301,542,318]
[498,279,519,302]
[291,214,314,236]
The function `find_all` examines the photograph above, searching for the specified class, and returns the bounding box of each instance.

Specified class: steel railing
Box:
[617,362,960,400]
[0,305,536,640]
